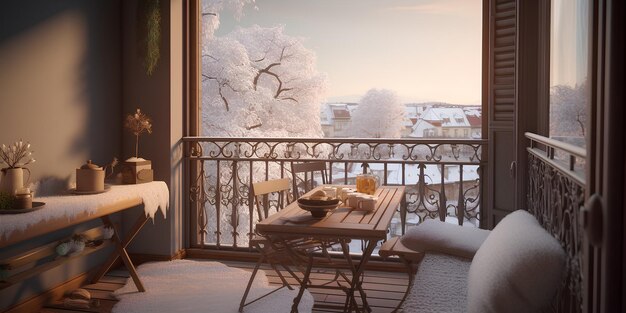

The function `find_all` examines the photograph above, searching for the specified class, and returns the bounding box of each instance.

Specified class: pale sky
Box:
[216,0,482,105]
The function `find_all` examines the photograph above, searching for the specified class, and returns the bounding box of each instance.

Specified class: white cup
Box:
[323,186,336,198]
[356,195,378,211]
[335,186,344,198]
[346,192,364,208]
[340,188,356,202]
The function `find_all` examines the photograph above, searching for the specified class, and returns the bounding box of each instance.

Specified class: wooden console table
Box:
[0,182,169,292]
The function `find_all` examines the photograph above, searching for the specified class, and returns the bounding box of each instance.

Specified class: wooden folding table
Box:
[256,185,406,312]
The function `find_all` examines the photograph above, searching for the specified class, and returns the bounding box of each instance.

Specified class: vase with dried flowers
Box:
[0,140,35,195]
[122,108,154,184]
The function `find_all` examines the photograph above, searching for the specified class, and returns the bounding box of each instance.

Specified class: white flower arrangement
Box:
[0,140,35,169]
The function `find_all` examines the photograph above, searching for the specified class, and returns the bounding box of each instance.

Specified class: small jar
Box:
[356,173,379,195]
[15,192,32,209]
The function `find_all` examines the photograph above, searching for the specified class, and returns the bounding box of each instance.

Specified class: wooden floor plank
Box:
[41,259,408,313]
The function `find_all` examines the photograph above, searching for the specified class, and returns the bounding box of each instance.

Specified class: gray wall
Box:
[121,0,184,257]
[0,0,184,310]
[0,1,123,311]
[0,0,122,183]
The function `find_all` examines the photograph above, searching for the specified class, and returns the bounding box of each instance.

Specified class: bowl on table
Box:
[297,197,341,218]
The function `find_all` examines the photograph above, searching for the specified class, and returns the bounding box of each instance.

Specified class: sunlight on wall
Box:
[0,11,89,182]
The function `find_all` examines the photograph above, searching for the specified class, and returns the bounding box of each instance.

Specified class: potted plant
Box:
[122,108,154,184]
[0,140,35,194]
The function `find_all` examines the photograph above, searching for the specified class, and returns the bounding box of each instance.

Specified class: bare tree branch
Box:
[201,74,216,81]
[275,87,293,98]
[280,97,298,103]
[202,74,231,111]
[576,111,586,137]
[217,86,230,111]
[253,62,281,90]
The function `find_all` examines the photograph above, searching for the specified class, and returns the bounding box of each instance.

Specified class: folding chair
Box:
[239,178,308,312]
[290,161,329,200]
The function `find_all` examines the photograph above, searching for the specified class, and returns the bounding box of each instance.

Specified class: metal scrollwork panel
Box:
[527,153,584,313]
[186,137,486,250]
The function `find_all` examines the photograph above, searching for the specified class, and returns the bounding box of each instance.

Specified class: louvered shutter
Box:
[486,0,517,227]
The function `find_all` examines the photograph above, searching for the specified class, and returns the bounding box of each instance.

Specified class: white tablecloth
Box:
[0,181,169,239]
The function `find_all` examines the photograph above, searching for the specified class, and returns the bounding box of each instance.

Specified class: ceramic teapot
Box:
[76,160,105,192]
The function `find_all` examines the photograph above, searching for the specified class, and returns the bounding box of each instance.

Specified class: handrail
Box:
[527,147,585,186]
[183,136,487,145]
[525,132,586,158]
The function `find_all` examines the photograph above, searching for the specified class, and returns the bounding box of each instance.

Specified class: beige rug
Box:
[113,259,313,313]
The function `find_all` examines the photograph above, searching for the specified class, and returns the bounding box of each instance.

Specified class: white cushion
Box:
[400,219,491,259]
[467,210,566,313]
[402,253,472,313]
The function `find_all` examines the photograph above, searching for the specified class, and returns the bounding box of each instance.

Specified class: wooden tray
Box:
[69,184,112,195]
[0,201,46,214]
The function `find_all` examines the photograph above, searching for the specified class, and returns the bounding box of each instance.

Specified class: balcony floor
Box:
[40,260,409,313]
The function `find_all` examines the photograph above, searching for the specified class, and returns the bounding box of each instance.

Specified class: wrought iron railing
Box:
[526,132,585,313]
[184,137,487,251]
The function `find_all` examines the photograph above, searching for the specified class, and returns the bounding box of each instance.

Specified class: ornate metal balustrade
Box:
[183,137,487,251]
[526,132,586,313]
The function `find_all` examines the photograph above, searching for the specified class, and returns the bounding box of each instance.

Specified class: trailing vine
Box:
[145,0,161,76]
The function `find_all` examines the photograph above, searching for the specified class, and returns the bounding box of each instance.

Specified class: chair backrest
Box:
[252,178,291,222]
[290,161,328,199]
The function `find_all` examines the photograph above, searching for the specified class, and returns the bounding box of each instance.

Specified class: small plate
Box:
[69,184,112,195]
[0,201,46,214]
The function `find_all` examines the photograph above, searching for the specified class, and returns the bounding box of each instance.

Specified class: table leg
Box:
[291,254,314,313]
[92,214,149,292]
[340,240,377,313]
[339,241,358,312]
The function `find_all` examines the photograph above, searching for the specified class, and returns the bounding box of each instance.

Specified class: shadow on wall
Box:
[0,0,122,186]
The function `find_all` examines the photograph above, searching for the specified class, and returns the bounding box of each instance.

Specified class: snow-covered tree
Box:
[201,25,327,137]
[350,89,405,138]
[199,1,328,248]
[550,79,588,139]
[201,0,255,44]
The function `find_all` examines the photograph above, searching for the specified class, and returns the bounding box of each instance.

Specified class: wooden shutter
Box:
[486,0,517,228]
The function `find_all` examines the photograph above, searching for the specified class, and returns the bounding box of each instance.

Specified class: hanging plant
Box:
[145,0,161,76]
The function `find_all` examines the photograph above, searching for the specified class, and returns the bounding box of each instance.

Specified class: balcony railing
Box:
[183,137,487,251]
[526,132,586,313]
